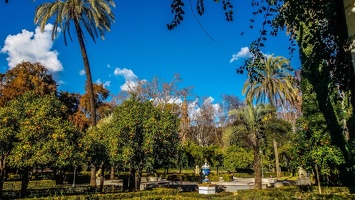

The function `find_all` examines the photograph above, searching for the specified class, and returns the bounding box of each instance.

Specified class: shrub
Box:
[3,180,57,190]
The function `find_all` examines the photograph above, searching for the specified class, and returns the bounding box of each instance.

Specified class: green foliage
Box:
[223,146,253,170]
[35,0,116,127]
[180,142,222,169]
[242,55,298,107]
[292,116,346,177]
[208,173,233,182]
[292,56,347,180]
[4,93,82,169]
[226,104,275,189]
[103,98,180,189]
[3,180,56,190]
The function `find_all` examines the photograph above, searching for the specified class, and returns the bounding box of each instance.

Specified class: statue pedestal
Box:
[198,184,216,194]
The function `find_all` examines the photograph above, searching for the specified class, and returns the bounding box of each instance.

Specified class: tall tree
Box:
[110,97,179,191]
[242,55,298,179]
[228,104,273,189]
[34,0,115,127]
[0,105,17,198]
[0,62,57,106]
[1,93,80,197]
[74,83,111,186]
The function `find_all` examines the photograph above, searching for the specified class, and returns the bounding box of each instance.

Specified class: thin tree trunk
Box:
[253,143,262,189]
[0,158,5,198]
[0,178,3,198]
[129,167,136,191]
[0,168,5,198]
[72,166,77,188]
[73,17,96,127]
[273,139,281,179]
[315,164,322,194]
[90,165,96,186]
[137,162,143,191]
[74,18,97,186]
[20,168,30,198]
[110,165,115,180]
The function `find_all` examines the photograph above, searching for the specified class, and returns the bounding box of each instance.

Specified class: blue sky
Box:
[0,0,300,111]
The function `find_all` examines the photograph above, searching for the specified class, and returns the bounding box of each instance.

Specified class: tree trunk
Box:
[20,168,30,198]
[129,168,136,191]
[315,164,322,194]
[0,158,5,198]
[110,165,115,180]
[90,165,96,186]
[73,17,96,127]
[0,168,4,198]
[72,166,77,188]
[0,178,3,198]
[273,139,281,179]
[137,164,143,191]
[253,143,262,189]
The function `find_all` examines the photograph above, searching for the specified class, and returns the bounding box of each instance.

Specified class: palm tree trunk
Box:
[73,18,97,186]
[253,142,262,189]
[273,139,281,179]
[73,18,96,127]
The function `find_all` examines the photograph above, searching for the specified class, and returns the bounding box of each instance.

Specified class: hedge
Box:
[3,180,57,190]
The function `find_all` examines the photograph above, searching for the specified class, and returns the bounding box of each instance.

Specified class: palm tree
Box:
[242,55,298,107]
[35,0,115,128]
[242,55,298,179]
[228,104,274,189]
[35,0,115,186]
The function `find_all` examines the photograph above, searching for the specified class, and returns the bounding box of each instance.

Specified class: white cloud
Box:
[107,64,111,68]
[95,78,111,88]
[79,69,85,76]
[114,67,141,91]
[229,46,253,63]
[58,80,66,85]
[188,98,200,121]
[1,24,63,72]
[168,97,182,104]
[188,97,222,122]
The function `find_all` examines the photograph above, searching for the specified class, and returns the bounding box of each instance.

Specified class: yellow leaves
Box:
[262,113,272,122]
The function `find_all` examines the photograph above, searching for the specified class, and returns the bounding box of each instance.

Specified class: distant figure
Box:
[298,167,307,178]
[195,165,200,175]
[269,175,273,178]
[96,168,102,178]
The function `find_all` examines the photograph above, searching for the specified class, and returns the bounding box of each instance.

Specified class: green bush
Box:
[208,173,233,182]
[3,180,57,190]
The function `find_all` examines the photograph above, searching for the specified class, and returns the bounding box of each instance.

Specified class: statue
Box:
[298,167,307,178]
[96,168,102,179]
[195,165,200,175]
